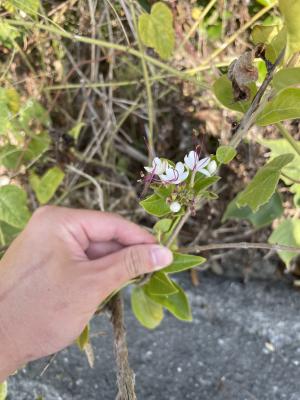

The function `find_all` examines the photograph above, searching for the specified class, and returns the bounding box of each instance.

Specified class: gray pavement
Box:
[8,273,300,400]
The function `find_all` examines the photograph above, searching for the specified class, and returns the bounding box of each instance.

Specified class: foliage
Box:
[0,381,7,400]
[138,2,175,60]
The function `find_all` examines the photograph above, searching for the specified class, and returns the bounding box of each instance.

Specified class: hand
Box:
[0,206,173,381]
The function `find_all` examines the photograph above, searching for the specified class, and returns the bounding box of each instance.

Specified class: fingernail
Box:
[151,246,173,270]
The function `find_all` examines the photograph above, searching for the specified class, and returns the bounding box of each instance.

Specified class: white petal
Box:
[166,167,175,180]
[196,157,210,170]
[174,170,189,184]
[207,160,217,175]
[198,168,211,177]
[159,173,169,182]
[176,162,185,174]
[184,154,193,170]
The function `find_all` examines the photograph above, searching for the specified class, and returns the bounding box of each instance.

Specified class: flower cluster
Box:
[143,151,218,214]
[144,151,217,185]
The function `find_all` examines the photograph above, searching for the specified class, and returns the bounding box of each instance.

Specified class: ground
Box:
[9,271,300,400]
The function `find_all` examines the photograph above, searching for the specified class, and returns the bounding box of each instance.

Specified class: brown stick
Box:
[108,293,137,400]
[230,48,286,149]
[180,242,300,254]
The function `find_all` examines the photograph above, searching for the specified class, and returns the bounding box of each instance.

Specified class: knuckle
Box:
[33,205,57,217]
[124,247,143,278]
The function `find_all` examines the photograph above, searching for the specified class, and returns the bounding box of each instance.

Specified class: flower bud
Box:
[207,160,217,175]
[170,201,181,213]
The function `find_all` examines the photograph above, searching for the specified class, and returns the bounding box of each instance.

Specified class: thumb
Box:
[89,244,173,288]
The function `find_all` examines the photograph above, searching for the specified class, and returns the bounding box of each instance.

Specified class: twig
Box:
[230,48,286,148]
[67,165,104,211]
[166,210,192,248]
[107,293,137,400]
[180,242,300,254]
[187,3,276,74]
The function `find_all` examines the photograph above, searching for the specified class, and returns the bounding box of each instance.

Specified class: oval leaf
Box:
[213,75,256,113]
[237,154,294,212]
[216,145,237,164]
[145,271,178,296]
[223,192,283,228]
[256,88,300,126]
[273,67,300,91]
[163,252,206,274]
[0,185,31,228]
[131,287,163,329]
[146,281,192,322]
[279,0,300,56]
[140,194,170,217]
[269,218,300,267]
[0,382,7,400]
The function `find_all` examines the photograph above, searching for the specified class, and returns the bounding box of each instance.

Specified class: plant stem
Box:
[230,48,285,149]
[165,209,191,248]
[128,0,155,160]
[276,122,300,156]
[4,18,207,86]
[107,293,137,400]
[180,242,300,254]
[186,3,276,75]
[281,172,300,184]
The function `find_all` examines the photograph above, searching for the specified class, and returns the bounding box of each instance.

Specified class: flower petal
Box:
[198,168,211,177]
[196,157,210,170]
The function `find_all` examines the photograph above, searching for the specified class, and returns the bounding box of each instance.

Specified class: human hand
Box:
[0,206,173,381]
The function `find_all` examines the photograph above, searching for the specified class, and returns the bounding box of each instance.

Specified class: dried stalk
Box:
[180,242,300,254]
[107,293,137,400]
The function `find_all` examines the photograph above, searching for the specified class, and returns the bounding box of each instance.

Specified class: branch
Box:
[107,293,137,400]
[230,48,286,149]
[180,242,300,254]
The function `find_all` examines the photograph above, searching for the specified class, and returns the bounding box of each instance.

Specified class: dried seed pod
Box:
[228,50,258,101]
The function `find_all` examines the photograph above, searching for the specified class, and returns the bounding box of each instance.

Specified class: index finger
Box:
[53,207,156,249]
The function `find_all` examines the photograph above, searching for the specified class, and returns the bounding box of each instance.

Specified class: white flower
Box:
[184,151,210,175]
[207,160,217,175]
[144,157,168,175]
[170,201,181,213]
[160,162,189,185]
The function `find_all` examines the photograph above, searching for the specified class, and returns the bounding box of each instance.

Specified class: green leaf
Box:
[265,27,287,63]
[145,271,178,296]
[24,131,50,162]
[138,2,175,60]
[140,194,170,217]
[193,175,220,194]
[0,88,11,135]
[0,21,20,48]
[136,0,151,12]
[146,281,192,321]
[153,218,173,234]
[0,220,20,246]
[269,218,300,267]
[19,99,50,130]
[251,24,280,45]
[69,122,85,141]
[272,67,300,91]
[0,144,22,170]
[0,185,31,228]
[131,287,163,329]
[255,0,276,5]
[237,154,294,212]
[5,0,40,15]
[223,192,283,228]
[216,145,237,164]
[29,167,65,205]
[163,252,206,274]
[256,88,300,126]
[260,138,300,183]
[291,184,300,208]
[0,381,7,400]
[213,75,257,113]
[279,0,300,56]
[77,324,90,351]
